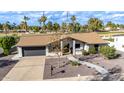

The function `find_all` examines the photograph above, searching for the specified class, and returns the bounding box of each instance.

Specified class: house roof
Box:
[17,32,107,47]
[70,32,108,44]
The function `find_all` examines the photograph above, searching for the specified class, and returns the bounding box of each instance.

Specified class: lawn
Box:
[104,38,114,42]
[98,31,124,36]
[0,33,21,37]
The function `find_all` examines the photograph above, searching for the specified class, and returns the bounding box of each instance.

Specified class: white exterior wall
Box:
[84,44,89,51]
[17,47,22,57]
[46,45,49,56]
[46,39,107,56]
[73,40,76,55]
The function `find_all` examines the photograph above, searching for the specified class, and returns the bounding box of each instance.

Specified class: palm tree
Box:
[47,21,53,31]
[3,22,9,36]
[39,12,47,31]
[68,23,73,32]
[23,16,30,32]
[38,19,42,26]
[71,15,76,25]
[20,21,26,31]
[80,25,89,32]
[0,23,2,30]
[61,22,67,32]
[70,15,76,32]
[53,22,60,32]
[12,23,17,30]
[88,18,103,32]
[74,22,81,32]
[106,21,117,31]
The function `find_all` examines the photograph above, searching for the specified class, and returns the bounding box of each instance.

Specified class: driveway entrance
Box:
[2,56,45,81]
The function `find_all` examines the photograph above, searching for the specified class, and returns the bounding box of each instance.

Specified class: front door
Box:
[63,44,70,54]
[94,44,99,52]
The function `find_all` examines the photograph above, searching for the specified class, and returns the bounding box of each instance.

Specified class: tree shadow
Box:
[0,60,18,68]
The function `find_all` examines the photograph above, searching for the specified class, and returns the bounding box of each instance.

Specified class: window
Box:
[75,44,80,48]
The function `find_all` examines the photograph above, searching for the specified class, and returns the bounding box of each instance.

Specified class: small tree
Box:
[99,46,117,59]
[0,36,16,55]
[51,33,62,67]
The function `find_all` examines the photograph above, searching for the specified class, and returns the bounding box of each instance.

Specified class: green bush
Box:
[0,36,16,55]
[99,46,117,59]
[69,61,81,66]
[12,34,20,43]
[82,50,89,56]
[105,38,114,42]
[88,47,97,54]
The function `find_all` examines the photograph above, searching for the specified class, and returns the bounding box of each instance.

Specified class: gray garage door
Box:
[22,46,46,56]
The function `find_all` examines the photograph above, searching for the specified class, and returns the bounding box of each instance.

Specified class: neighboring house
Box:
[16,32,108,57]
[104,27,111,31]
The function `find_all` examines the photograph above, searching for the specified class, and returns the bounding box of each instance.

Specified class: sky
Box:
[0,11,124,26]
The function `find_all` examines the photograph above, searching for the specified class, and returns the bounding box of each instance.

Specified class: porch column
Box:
[46,45,49,56]
[17,47,22,57]
[73,40,76,55]
[60,40,63,55]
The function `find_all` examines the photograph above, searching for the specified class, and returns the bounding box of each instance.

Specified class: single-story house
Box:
[16,32,108,57]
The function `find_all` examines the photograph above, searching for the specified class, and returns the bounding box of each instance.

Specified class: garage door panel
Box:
[22,46,46,56]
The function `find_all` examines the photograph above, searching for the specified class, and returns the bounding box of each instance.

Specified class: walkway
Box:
[67,55,108,77]
[2,56,45,81]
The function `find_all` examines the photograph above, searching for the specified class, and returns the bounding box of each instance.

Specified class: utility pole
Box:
[66,11,69,32]
[43,11,45,16]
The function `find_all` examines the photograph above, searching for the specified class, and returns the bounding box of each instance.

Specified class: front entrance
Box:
[63,44,70,55]
[94,44,99,52]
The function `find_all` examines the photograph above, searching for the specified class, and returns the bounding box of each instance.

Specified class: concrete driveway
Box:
[2,56,45,81]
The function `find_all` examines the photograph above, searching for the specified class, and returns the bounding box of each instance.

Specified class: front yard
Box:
[83,51,124,73]
[43,57,96,80]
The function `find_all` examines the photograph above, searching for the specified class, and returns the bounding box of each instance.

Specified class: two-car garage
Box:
[22,46,46,57]
[16,35,52,57]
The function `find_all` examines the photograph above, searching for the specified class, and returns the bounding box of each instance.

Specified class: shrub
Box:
[0,36,16,55]
[99,46,117,59]
[88,47,97,54]
[82,50,89,56]
[69,61,81,66]
[105,38,114,42]
[12,34,20,43]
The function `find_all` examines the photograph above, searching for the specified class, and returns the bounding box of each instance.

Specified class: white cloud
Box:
[62,11,67,16]
[47,15,52,19]
[16,11,23,14]
[69,11,76,15]
[28,13,41,17]
[112,14,124,17]
[61,17,67,21]
[44,11,51,14]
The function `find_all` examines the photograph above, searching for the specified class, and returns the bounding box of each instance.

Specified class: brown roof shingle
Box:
[17,32,107,47]
[70,32,108,44]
